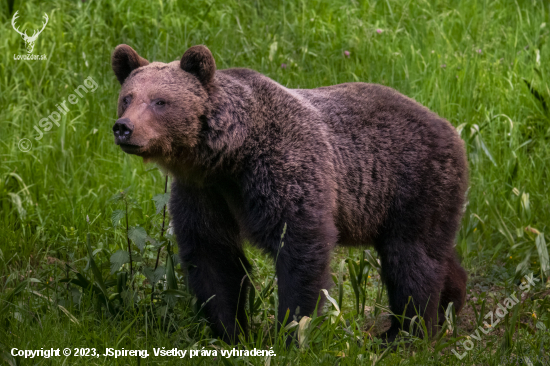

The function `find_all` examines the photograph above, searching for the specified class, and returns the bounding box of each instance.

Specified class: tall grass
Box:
[1,0,549,365]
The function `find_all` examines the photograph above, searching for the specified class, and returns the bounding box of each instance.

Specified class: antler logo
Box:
[12,11,49,54]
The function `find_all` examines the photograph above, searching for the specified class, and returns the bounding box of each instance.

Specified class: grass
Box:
[1,0,550,364]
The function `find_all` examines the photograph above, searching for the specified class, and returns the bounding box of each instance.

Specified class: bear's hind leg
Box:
[376,240,446,343]
[275,244,333,325]
[438,253,467,325]
[267,218,337,337]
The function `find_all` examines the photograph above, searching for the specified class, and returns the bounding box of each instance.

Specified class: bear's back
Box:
[294,83,467,244]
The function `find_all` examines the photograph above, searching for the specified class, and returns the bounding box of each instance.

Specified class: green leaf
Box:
[115,319,136,348]
[297,316,312,348]
[58,304,80,325]
[347,259,360,313]
[171,253,182,266]
[248,284,256,315]
[269,41,278,61]
[166,250,178,290]
[149,239,164,248]
[163,289,186,307]
[128,226,148,252]
[108,191,124,204]
[162,289,187,297]
[486,200,514,247]
[111,209,125,227]
[152,193,170,215]
[110,250,130,274]
[0,341,17,366]
[284,320,298,331]
[364,249,381,274]
[0,280,28,318]
[86,233,108,296]
[117,271,128,293]
[501,298,521,351]
[456,122,467,137]
[126,196,140,209]
[535,233,549,279]
[142,266,165,285]
[321,289,340,313]
[476,134,497,167]
[337,259,345,310]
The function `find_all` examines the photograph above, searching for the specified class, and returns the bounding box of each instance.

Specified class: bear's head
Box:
[111,44,216,165]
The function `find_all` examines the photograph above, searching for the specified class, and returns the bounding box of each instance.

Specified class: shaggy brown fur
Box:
[111,44,468,344]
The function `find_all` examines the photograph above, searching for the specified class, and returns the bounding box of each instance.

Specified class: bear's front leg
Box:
[170,182,250,344]
[242,162,339,340]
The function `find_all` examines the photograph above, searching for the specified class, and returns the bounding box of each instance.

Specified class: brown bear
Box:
[111,44,468,344]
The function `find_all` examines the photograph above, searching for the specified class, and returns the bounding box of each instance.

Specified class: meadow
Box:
[1,0,550,364]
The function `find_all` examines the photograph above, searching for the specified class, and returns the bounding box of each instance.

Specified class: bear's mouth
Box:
[118,143,144,155]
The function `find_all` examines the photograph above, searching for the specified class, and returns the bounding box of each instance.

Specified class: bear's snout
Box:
[113,118,134,144]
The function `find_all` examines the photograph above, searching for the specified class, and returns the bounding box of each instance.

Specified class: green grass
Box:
[1,0,550,365]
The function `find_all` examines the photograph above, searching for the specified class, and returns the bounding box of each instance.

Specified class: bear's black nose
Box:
[113,118,134,143]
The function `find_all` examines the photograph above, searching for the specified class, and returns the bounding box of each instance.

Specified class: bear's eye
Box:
[122,96,131,106]
[155,100,166,106]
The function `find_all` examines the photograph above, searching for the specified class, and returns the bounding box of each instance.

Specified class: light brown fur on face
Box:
[114,55,209,168]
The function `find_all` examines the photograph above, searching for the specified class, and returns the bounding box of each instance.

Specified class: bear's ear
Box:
[180,45,216,86]
[112,44,149,85]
